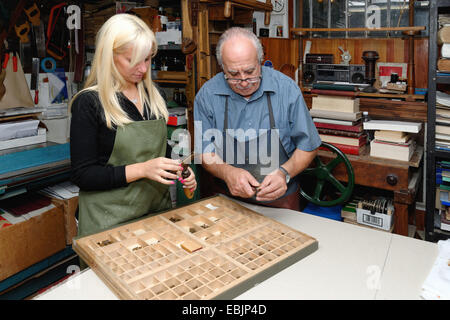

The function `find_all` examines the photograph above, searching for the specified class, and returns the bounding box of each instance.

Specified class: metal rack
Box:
[425,0,450,241]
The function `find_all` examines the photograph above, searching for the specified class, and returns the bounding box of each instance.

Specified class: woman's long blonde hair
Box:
[70,14,168,128]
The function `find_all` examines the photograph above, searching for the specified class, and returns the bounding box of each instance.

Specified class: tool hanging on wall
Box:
[31,57,39,104]
[46,2,68,60]
[70,4,85,84]
[24,2,46,58]
[14,16,31,67]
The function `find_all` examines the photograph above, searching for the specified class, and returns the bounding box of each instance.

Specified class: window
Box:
[295,0,429,38]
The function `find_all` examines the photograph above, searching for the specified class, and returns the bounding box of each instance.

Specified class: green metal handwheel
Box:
[299,142,355,207]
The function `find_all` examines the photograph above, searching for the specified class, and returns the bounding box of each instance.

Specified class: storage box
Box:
[0,206,66,281]
[167,107,187,127]
[356,208,394,231]
[40,117,70,144]
[50,197,78,245]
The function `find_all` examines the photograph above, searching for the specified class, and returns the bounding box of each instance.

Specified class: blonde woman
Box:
[70,14,196,237]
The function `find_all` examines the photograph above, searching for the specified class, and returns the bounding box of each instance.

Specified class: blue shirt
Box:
[194,66,321,157]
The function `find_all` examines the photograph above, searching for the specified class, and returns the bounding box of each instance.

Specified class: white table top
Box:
[34,200,438,300]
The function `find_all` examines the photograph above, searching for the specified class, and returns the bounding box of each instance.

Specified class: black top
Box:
[70,90,171,191]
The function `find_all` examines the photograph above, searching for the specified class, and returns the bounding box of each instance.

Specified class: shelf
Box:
[426,0,450,241]
[158,44,182,51]
[154,79,187,84]
[291,26,426,33]
[436,75,450,84]
[201,0,273,11]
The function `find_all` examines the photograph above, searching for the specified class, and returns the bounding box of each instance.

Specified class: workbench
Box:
[34,196,437,300]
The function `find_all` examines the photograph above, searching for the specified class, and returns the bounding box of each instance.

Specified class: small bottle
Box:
[181,163,195,199]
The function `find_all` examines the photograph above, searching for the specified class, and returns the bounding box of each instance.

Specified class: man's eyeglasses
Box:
[224,75,261,85]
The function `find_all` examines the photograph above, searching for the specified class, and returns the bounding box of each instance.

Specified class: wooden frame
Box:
[73,195,318,300]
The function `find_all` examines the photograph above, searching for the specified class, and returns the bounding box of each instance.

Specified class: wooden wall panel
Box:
[259,38,297,70]
[300,38,428,89]
[256,37,428,90]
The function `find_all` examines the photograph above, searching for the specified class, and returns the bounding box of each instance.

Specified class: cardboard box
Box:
[50,197,78,245]
[356,208,394,231]
[167,107,187,126]
[0,206,66,281]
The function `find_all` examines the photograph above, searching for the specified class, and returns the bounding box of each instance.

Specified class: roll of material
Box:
[41,57,57,73]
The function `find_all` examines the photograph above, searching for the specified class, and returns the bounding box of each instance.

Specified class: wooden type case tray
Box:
[73,196,318,300]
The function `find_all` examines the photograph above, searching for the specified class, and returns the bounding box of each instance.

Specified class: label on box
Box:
[356,208,393,231]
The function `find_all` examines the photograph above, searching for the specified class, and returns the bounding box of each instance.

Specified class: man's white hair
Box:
[216,27,264,69]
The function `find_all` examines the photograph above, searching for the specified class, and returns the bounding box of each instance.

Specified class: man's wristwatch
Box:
[278,166,290,184]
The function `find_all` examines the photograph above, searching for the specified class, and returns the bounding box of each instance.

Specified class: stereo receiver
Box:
[303,63,366,85]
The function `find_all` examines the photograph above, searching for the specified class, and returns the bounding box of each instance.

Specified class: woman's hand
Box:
[126,157,183,185]
[178,166,197,192]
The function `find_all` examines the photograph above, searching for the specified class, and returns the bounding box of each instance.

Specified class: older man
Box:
[194,27,321,210]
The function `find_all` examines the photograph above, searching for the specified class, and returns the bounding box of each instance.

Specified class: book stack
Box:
[441,208,450,232]
[340,199,359,224]
[435,160,450,210]
[363,120,421,162]
[435,91,450,151]
[437,25,450,73]
[437,170,450,232]
[309,95,366,155]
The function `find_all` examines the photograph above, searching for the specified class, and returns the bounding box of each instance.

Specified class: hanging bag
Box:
[0,53,34,110]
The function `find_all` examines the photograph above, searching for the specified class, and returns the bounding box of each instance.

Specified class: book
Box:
[370,139,416,162]
[438,25,450,44]
[313,120,363,133]
[438,58,450,72]
[442,44,450,58]
[436,117,450,125]
[441,211,450,232]
[319,133,366,147]
[312,117,359,126]
[374,130,410,143]
[436,140,450,150]
[317,128,362,138]
[436,91,450,107]
[319,142,366,156]
[436,133,450,141]
[363,120,422,133]
[436,124,450,135]
[311,96,360,113]
[341,200,359,221]
[309,109,361,121]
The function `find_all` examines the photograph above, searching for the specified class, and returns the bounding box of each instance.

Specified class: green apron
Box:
[77,118,171,237]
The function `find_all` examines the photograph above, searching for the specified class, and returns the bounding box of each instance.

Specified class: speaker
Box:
[349,65,365,84]
[302,64,316,84]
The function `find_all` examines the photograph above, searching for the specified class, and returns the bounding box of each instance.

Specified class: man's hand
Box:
[255,169,287,202]
[223,166,260,199]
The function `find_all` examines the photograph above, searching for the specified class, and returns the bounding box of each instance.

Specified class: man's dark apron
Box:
[77,118,172,237]
[213,93,300,210]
